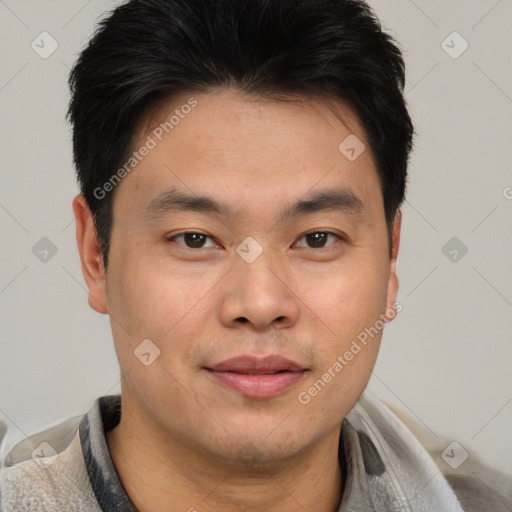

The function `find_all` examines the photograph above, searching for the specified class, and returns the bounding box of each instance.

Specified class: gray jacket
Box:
[1,392,511,511]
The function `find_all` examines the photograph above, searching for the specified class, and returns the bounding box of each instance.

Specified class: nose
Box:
[219,252,300,332]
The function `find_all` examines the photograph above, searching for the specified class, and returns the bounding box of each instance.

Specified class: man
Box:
[1,0,510,510]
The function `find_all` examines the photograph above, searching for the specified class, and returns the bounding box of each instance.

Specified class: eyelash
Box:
[166,230,345,250]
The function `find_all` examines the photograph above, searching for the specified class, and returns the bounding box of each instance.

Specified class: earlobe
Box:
[72,194,109,314]
[385,210,402,322]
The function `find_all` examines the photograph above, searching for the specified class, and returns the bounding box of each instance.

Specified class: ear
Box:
[384,210,402,322]
[72,194,108,314]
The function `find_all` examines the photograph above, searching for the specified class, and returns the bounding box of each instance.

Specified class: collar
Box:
[79,394,379,511]
[79,395,138,511]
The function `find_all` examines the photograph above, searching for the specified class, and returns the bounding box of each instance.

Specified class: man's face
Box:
[87,88,399,465]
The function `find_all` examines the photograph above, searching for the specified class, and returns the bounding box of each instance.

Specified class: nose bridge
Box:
[239,250,282,293]
[220,240,299,329]
[236,242,287,301]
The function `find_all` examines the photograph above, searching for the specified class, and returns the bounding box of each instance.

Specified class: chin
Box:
[205,427,308,466]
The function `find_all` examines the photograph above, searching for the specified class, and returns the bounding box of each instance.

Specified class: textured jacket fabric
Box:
[1,392,510,511]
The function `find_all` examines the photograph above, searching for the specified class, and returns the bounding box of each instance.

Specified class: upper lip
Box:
[206,355,305,374]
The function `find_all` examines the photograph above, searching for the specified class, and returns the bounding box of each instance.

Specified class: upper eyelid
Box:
[167,231,220,246]
[295,230,344,241]
[166,230,209,239]
[293,231,344,248]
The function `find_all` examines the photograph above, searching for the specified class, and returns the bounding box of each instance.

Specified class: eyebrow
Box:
[144,186,365,222]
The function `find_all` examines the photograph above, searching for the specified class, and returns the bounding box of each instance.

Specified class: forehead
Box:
[140,88,370,161]
[114,88,382,221]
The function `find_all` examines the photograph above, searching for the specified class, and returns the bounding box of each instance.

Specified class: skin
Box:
[73,87,401,512]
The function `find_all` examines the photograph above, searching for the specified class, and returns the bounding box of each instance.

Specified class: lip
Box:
[204,355,308,399]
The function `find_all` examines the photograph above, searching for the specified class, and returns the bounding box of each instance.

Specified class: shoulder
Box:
[0,413,100,512]
[356,392,512,512]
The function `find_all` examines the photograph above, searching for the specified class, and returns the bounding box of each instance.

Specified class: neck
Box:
[106,396,344,512]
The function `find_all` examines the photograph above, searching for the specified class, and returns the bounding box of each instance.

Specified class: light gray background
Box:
[1,0,511,478]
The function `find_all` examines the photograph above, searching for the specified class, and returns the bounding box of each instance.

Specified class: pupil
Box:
[185,233,205,248]
[307,232,326,248]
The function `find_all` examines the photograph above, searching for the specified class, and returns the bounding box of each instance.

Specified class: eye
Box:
[294,231,343,249]
[166,231,219,249]
[167,230,344,250]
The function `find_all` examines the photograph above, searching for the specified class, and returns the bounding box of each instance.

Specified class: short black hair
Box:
[67,0,414,268]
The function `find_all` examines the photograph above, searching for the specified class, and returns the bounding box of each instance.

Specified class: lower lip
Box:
[205,369,307,398]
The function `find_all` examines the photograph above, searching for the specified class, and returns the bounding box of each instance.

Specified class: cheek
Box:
[108,242,206,338]
[299,253,388,332]
[105,247,206,398]
[295,266,387,424]
[293,252,389,396]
